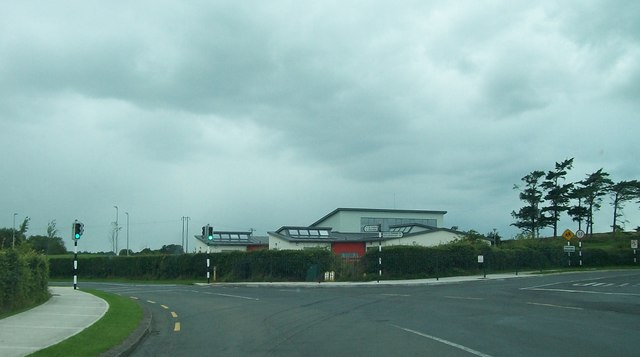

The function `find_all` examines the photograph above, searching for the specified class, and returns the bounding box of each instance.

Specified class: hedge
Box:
[49,249,337,282]
[48,240,639,283]
[0,249,49,314]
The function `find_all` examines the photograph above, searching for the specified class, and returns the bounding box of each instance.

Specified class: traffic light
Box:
[207,226,214,241]
[73,222,84,239]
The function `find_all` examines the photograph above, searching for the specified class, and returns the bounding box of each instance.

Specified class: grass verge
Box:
[29,289,142,357]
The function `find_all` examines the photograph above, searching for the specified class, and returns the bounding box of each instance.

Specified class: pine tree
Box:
[541,158,574,237]
[512,171,547,238]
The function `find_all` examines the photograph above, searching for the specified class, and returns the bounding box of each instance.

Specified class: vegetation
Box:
[44,231,639,282]
[0,248,49,314]
[29,289,142,357]
[512,158,640,238]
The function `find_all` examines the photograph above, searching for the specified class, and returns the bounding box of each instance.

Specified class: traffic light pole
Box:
[207,246,211,284]
[73,239,78,290]
[72,220,84,290]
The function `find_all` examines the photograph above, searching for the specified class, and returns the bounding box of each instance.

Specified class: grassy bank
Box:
[29,289,142,357]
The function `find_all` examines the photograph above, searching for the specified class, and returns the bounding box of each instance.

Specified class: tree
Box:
[609,180,640,234]
[541,158,574,237]
[159,244,184,255]
[27,235,67,255]
[567,185,590,231]
[46,220,58,239]
[512,171,548,238]
[577,169,613,237]
[487,229,502,246]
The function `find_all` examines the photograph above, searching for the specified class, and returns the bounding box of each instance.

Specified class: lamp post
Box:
[12,213,17,248]
[125,212,130,256]
[114,206,119,254]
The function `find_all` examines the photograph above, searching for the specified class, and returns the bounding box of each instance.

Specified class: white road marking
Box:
[392,325,493,357]
[523,287,640,297]
[444,296,484,300]
[203,292,260,301]
[526,302,583,310]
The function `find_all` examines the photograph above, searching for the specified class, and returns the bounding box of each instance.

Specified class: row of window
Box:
[211,233,251,241]
[286,229,331,237]
[360,217,437,232]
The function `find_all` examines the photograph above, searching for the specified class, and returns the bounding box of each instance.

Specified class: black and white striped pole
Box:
[378,231,382,283]
[204,224,213,283]
[72,220,84,290]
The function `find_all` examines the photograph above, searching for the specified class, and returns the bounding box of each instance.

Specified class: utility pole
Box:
[181,217,186,252]
[125,212,130,256]
[12,213,17,248]
[113,206,119,254]
[185,216,191,253]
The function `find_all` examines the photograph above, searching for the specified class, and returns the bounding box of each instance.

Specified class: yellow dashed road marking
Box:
[171,311,178,318]
[174,322,181,332]
[147,300,156,304]
[161,305,169,309]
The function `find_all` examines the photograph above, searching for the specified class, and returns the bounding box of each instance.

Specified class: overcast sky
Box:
[1,1,639,252]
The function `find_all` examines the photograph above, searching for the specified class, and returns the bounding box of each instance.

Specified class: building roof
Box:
[310,207,448,227]
[269,226,380,243]
[390,224,464,238]
[195,231,268,246]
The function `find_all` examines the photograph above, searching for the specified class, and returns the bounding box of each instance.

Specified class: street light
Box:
[114,206,119,254]
[12,213,17,248]
[125,212,129,256]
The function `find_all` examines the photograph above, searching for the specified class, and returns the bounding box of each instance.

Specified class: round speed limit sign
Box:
[576,230,585,239]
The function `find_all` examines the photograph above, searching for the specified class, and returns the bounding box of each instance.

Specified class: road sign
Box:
[477,255,484,263]
[563,245,576,253]
[363,225,381,232]
[576,230,585,239]
[562,229,574,241]
[382,231,403,238]
[632,240,638,249]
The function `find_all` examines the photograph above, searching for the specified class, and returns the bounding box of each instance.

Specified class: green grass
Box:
[28,289,142,357]
[49,277,200,285]
[0,298,50,320]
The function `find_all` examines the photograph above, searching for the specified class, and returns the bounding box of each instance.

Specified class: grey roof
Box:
[310,207,448,227]
[194,231,268,246]
[269,226,380,243]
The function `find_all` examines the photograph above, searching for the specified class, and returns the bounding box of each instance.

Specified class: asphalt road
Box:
[86,270,640,357]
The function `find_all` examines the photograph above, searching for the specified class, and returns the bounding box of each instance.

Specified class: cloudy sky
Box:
[1,1,639,252]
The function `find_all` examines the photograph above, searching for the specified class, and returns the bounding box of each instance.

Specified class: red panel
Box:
[332,242,366,257]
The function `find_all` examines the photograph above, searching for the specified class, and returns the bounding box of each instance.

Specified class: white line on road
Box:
[444,296,484,300]
[392,325,493,357]
[526,302,583,310]
[523,287,640,297]
[202,292,260,301]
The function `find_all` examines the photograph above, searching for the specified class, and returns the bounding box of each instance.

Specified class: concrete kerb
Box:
[194,272,540,288]
[100,301,152,357]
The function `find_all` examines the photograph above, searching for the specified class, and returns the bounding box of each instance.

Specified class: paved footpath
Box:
[0,287,108,357]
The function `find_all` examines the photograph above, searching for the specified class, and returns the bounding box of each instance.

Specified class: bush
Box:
[0,249,49,314]
[49,249,338,282]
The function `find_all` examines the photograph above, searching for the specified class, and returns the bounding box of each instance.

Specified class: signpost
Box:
[363,225,381,232]
[382,231,403,238]
[478,255,486,278]
[562,229,574,267]
[563,245,576,253]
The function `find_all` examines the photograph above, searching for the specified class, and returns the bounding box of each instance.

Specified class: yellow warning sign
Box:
[562,229,574,241]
